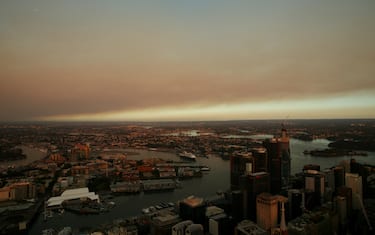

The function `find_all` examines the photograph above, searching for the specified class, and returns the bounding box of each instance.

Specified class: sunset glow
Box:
[1,1,375,121]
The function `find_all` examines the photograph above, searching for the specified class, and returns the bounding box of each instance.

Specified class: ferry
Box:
[178,151,197,161]
[200,167,210,171]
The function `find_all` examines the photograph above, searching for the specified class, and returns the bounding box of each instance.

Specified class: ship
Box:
[178,151,197,161]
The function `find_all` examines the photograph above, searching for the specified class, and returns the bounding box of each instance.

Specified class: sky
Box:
[1,0,375,122]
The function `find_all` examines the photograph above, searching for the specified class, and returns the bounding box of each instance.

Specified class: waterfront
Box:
[4,146,47,167]
[28,137,375,234]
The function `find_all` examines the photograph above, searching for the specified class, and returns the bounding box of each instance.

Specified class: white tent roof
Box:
[47,187,99,207]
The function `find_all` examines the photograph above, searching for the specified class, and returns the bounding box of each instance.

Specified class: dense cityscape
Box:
[0,119,374,235]
[2,2,375,235]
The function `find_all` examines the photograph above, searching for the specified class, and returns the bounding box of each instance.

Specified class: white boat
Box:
[178,151,197,160]
[200,167,210,171]
[142,208,150,214]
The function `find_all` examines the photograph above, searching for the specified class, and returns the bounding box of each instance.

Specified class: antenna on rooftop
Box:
[282,115,290,130]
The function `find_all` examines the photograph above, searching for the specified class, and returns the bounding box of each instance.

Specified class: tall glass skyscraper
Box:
[263,128,291,194]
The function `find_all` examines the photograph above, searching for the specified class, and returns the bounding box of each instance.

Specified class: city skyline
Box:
[1,1,375,122]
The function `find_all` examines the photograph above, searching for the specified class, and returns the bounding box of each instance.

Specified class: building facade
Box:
[263,128,291,194]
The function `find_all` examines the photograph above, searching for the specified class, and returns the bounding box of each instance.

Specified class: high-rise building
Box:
[349,159,369,197]
[303,170,325,206]
[336,186,352,217]
[230,152,254,190]
[230,148,269,192]
[231,190,244,223]
[345,173,362,210]
[256,193,279,231]
[288,189,303,220]
[323,168,336,203]
[333,166,345,189]
[334,196,348,234]
[323,168,335,191]
[263,128,291,193]
[208,213,230,235]
[251,148,268,173]
[239,172,270,220]
[179,196,206,226]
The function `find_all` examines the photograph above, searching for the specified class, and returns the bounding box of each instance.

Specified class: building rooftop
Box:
[152,212,180,226]
[206,206,224,217]
[236,220,267,235]
[182,195,204,208]
[47,187,99,207]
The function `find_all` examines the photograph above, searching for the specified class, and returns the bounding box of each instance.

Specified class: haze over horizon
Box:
[1,1,375,122]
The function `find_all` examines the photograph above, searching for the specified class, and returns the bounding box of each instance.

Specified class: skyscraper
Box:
[179,196,206,226]
[287,189,303,220]
[304,170,325,203]
[345,173,363,210]
[256,193,279,231]
[263,128,291,194]
[251,148,268,173]
[230,148,269,191]
[230,152,254,190]
[239,172,270,220]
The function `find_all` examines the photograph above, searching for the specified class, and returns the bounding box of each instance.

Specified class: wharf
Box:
[110,179,179,193]
[156,163,209,168]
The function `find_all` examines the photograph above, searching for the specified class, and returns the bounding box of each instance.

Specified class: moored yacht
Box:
[178,151,197,160]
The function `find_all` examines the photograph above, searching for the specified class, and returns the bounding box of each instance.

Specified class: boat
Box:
[142,208,150,214]
[178,151,197,160]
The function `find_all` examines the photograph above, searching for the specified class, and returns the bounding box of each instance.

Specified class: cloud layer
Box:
[1,1,375,121]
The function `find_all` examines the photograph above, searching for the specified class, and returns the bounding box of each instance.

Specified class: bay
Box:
[28,138,375,233]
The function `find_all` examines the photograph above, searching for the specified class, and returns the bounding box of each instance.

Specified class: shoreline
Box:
[303,148,368,158]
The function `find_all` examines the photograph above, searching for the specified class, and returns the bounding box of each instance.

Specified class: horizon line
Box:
[1,117,374,124]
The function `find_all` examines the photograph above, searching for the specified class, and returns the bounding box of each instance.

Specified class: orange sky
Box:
[1,1,375,121]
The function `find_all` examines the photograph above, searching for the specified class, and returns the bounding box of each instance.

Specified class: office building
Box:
[335,196,348,233]
[345,173,363,210]
[350,159,369,197]
[323,168,335,192]
[179,196,206,226]
[230,152,254,190]
[304,190,320,211]
[205,206,225,231]
[263,128,291,193]
[251,148,268,173]
[231,190,244,223]
[256,193,279,231]
[239,172,270,220]
[208,213,231,235]
[333,166,345,189]
[151,212,181,235]
[336,186,352,217]
[288,189,303,220]
[303,170,325,205]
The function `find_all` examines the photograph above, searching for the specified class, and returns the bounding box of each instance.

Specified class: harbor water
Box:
[28,138,375,233]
